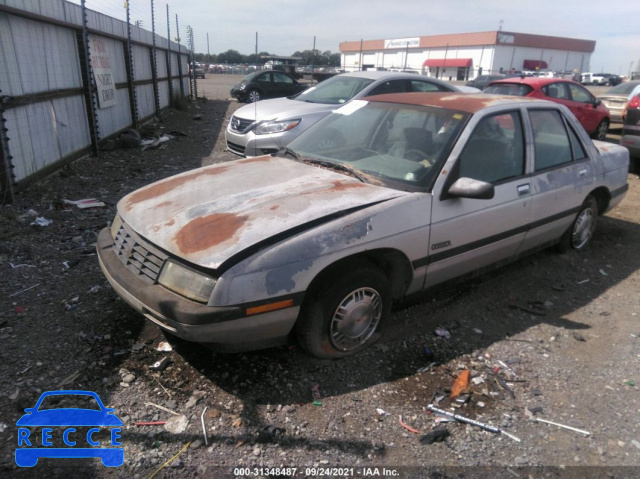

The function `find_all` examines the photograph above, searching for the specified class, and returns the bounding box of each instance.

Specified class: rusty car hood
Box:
[118,156,407,269]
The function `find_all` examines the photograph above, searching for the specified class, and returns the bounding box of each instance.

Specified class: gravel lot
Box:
[0,76,639,478]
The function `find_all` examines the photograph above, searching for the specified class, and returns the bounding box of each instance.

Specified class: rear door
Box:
[566,83,600,134]
[425,109,531,288]
[522,107,595,249]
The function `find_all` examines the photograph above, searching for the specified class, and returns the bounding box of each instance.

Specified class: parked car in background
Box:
[97,93,628,358]
[484,77,611,140]
[190,66,205,79]
[597,81,640,123]
[465,74,505,90]
[230,70,306,103]
[621,94,640,171]
[225,71,479,157]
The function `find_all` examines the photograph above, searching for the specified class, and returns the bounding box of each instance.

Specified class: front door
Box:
[426,110,531,287]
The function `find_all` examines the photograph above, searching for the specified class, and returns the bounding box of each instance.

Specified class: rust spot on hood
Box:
[125,165,231,211]
[331,180,368,191]
[174,213,249,254]
[238,156,273,165]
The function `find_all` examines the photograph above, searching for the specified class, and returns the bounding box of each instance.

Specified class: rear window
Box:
[484,83,534,96]
[606,82,640,95]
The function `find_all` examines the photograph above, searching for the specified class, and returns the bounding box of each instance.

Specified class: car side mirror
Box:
[593,99,602,108]
[448,177,495,199]
[23,408,34,413]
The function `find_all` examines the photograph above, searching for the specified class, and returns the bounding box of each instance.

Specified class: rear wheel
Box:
[591,119,609,141]
[557,195,598,252]
[296,263,391,359]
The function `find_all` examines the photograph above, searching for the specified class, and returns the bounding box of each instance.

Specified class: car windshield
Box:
[484,83,533,96]
[285,100,469,191]
[294,76,375,104]
[37,394,101,411]
[242,72,259,82]
[606,82,640,95]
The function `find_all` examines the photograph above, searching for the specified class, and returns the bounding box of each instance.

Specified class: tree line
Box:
[194,49,340,66]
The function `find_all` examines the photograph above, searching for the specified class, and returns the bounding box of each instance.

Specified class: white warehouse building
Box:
[339,31,595,81]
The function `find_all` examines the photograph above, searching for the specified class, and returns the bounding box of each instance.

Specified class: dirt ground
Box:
[1,78,639,478]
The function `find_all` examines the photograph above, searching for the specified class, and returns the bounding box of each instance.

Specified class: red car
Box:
[485,77,611,140]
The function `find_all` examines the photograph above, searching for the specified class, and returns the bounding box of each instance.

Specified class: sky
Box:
[77,0,639,74]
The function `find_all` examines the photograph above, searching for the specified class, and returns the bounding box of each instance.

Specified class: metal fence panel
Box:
[7,95,90,181]
[132,44,152,81]
[135,84,155,119]
[96,88,133,138]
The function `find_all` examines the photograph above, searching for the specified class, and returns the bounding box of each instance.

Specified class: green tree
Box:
[217,49,243,64]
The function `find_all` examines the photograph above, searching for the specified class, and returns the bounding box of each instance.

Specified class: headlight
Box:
[110,214,123,239]
[158,260,217,303]
[254,119,301,135]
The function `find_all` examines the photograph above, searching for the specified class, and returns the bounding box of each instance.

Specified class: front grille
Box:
[229,115,254,132]
[226,140,246,155]
[113,223,167,285]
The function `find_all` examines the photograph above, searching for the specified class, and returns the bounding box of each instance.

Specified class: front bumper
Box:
[224,126,282,157]
[96,228,299,352]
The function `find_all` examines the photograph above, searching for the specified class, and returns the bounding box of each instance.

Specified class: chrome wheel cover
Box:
[330,287,382,351]
[596,121,608,140]
[572,207,596,249]
[248,90,260,102]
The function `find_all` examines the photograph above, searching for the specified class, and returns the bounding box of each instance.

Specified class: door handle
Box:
[517,183,530,196]
[578,168,588,177]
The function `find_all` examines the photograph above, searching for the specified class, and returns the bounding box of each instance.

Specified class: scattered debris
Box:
[9,263,35,269]
[311,384,322,406]
[599,269,608,276]
[577,279,590,285]
[508,304,547,316]
[435,327,451,339]
[164,414,189,434]
[572,332,586,342]
[135,421,166,426]
[146,401,180,416]
[63,198,106,209]
[450,370,470,398]
[427,404,521,442]
[150,357,171,372]
[200,407,208,446]
[532,417,590,436]
[399,415,420,434]
[9,284,41,298]
[376,408,389,417]
[420,428,450,444]
[257,425,285,443]
[157,341,173,352]
[57,370,81,388]
[148,441,191,479]
[30,217,52,227]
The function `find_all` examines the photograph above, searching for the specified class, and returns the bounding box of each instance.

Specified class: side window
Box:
[567,124,587,160]
[529,109,573,170]
[257,73,272,84]
[368,80,407,96]
[410,80,442,92]
[543,83,569,100]
[567,83,592,103]
[272,72,293,84]
[458,111,524,183]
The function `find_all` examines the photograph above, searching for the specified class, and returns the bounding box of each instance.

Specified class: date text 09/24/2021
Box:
[233,467,400,476]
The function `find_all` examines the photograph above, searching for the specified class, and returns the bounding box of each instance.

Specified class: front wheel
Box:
[557,195,598,253]
[296,263,391,359]
[247,89,261,103]
[591,119,609,141]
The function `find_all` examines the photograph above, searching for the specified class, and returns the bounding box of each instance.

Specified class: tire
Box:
[247,89,261,103]
[557,195,598,253]
[591,119,609,141]
[296,262,392,359]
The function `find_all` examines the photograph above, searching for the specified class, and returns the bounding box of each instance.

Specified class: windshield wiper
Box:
[279,147,301,160]
[303,158,366,183]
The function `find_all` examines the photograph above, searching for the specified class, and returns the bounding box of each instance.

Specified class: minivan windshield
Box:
[294,76,375,105]
[285,100,469,191]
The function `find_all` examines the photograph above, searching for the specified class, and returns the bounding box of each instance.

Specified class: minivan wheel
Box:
[296,263,391,359]
[557,195,598,253]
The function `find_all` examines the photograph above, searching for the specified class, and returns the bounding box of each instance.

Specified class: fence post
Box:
[0,89,15,203]
[124,0,138,129]
[175,14,184,98]
[150,0,160,115]
[166,4,173,106]
[79,0,99,155]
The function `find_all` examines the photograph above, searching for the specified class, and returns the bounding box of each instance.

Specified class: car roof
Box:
[363,92,551,114]
[337,70,431,81]
[488,77,578,88]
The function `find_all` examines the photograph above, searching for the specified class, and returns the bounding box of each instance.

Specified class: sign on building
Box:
[89,35,117,109]
[384,37,420,49]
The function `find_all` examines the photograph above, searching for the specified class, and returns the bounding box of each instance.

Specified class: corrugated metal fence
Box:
[0,0,192,202]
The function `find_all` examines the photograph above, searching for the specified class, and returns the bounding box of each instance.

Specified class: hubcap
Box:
[597,122,608,140]
[329,287,382,352]
[572,207,595,249]
[249,91,260,102]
